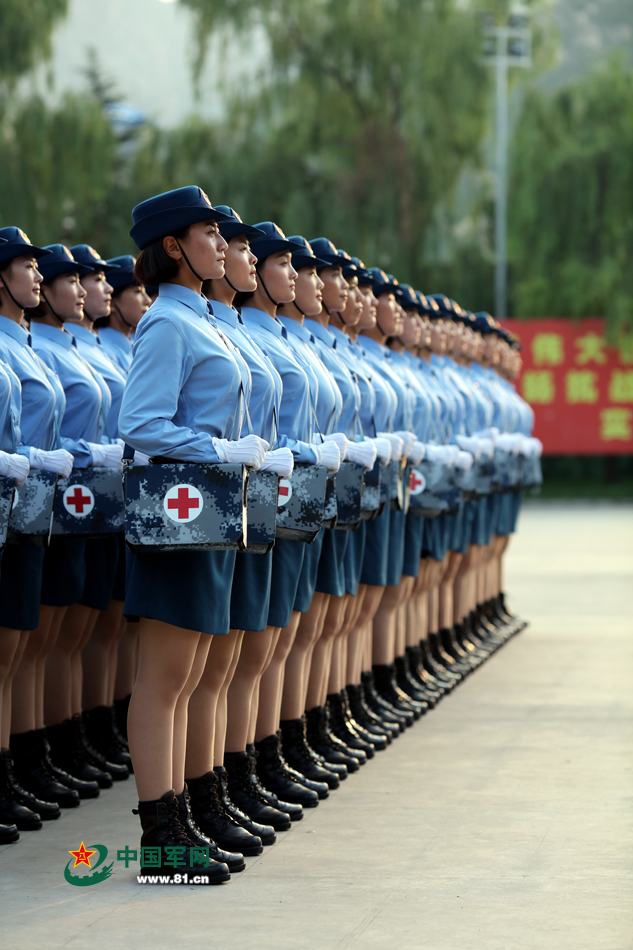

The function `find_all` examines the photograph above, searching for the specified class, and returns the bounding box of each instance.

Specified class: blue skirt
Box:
[402,514,424,578]
[125,548,236,636]
[230,551,273,632]
[111,533,127,601]
[315,529,348,598]
[422,515,449,562]
[293,531,325,612]
[80,535,119,611]
[360,502,391,587]
[343,521,366,596]
[495,493,513,537]
[511,491,523,532]
[0,541,45,630]
[386,508,407,587]
[41,536,87,607]
[267,538,306,629]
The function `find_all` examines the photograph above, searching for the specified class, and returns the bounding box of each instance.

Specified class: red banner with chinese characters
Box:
[500,319,633,455]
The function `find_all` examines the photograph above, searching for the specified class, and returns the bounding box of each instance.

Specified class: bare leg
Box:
[255,612,301,742]
[82,600,126,710]
[114,623,139,701]
[0,628,24,747]
[247,630,280,746]
[184,629,242,779]
[280,593,328,721]
[439,552,464,630]
[225,626,278,754]
[127,618,209,801]
[213,631,244,766]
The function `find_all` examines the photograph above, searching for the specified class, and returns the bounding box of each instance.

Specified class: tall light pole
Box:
[482,14,531,319]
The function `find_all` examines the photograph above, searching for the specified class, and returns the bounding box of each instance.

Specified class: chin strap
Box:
[175,239,205,284]
[39,290,65,326]
[112,300,135,330]
[222,272,241,295]
[0,273,30,316]
[257,270,282,309]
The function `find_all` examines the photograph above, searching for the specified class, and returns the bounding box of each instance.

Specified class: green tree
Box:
[0,0,68,86]
[510,55,633,330]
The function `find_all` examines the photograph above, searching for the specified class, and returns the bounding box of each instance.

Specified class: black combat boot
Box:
[279,718,340,789]
[0,747,41,830]
[83,706,132,771]
[73,713,129,782]
[176,783,246,871]
[1,748,60,820]
[371,665,423,720]
[403,647,444,701]
[305,706,360,772]
[37,729,98,800]
[393,655,436,706]
[134,790,230,883]
[345,683,393,744]
[185,770,262,857]
[361,671,409,730]
[341,688,387,750]
[10,730,79,809]
[224,751,293,830]
[254,734,319,808]
[245,744,302,823]
[214,765,277,845]
[327,693,375,757]
[45,721,103,796]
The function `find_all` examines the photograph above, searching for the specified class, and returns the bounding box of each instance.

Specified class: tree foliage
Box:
[0,0,68,86]
[510,55,633,328]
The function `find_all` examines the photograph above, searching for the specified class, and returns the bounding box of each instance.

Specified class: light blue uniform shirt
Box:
[329,327,376,438]
[119,283,249,462]
[278,317,341,436]
[0,316,65,456]
[349,338,395,433]
[304,320,361,441]
[70,323,127,439]
[31,322,108,468]
[212,300,282,446]
[389,348,435,444]
[358,336,406,431]
[98,327,133,375]
[0,361,23,454]
[240,307,317,463]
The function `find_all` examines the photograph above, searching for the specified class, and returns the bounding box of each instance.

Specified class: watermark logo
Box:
[64,841,113,887]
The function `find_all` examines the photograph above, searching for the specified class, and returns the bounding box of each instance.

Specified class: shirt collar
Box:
[210,300,239,328]
[29,321,76,350]
[304,319,336,348]
[329,326,352,348]
[98,327,131,351]
[158,282,210,320]
[278,316,314,344]
[0,315,30,347]
[360,336,388,357]
[68,323,98,346]
[240,307,286,339]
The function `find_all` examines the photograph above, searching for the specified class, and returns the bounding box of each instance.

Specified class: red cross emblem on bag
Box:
[278,479,292,506]
[163,484,203,523]
[409,469,426,496]
[63,484,95,517]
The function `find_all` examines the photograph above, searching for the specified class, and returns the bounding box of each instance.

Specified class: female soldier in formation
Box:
[0,186,540,878]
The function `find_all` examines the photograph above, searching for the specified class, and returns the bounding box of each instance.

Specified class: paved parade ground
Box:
[1,502,631,950]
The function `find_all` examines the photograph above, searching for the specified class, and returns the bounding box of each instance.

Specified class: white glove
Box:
[88,442,124,470]
[394,431,417,458]
[425,444,454,465]
[346,440,378,471]
[377,433,404,461]
[213,434,270,470]
[409,441,425,465]
[475,427,499,445]
[133,450,151,466]
[321,432,348,461]
[497,433,521,454]
[0,451,30,486]
[313,441,341,473]
[455,450,474,472]
[455,435,481,459]
[258,447,294,478]
[527,437,543,458]
[29,447,74,478]
[370,437,392,466]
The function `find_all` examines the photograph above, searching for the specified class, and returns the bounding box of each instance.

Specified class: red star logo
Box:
[68,842,96,868]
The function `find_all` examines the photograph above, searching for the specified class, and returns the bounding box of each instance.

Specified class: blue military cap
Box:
[0,227,51,268]
[249,222,302,263]
[39,244,92,282]
[367,267,398,297]
[70,244,121,274]
[350,256,373,285]
[398,284,420,310]
[214,206,266,242]
[473,311,497,334]
[308,237,346,271]
[130,186,232,250]
[287,235,329,271]
[105,255,138,290]
[335,249,357,279]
